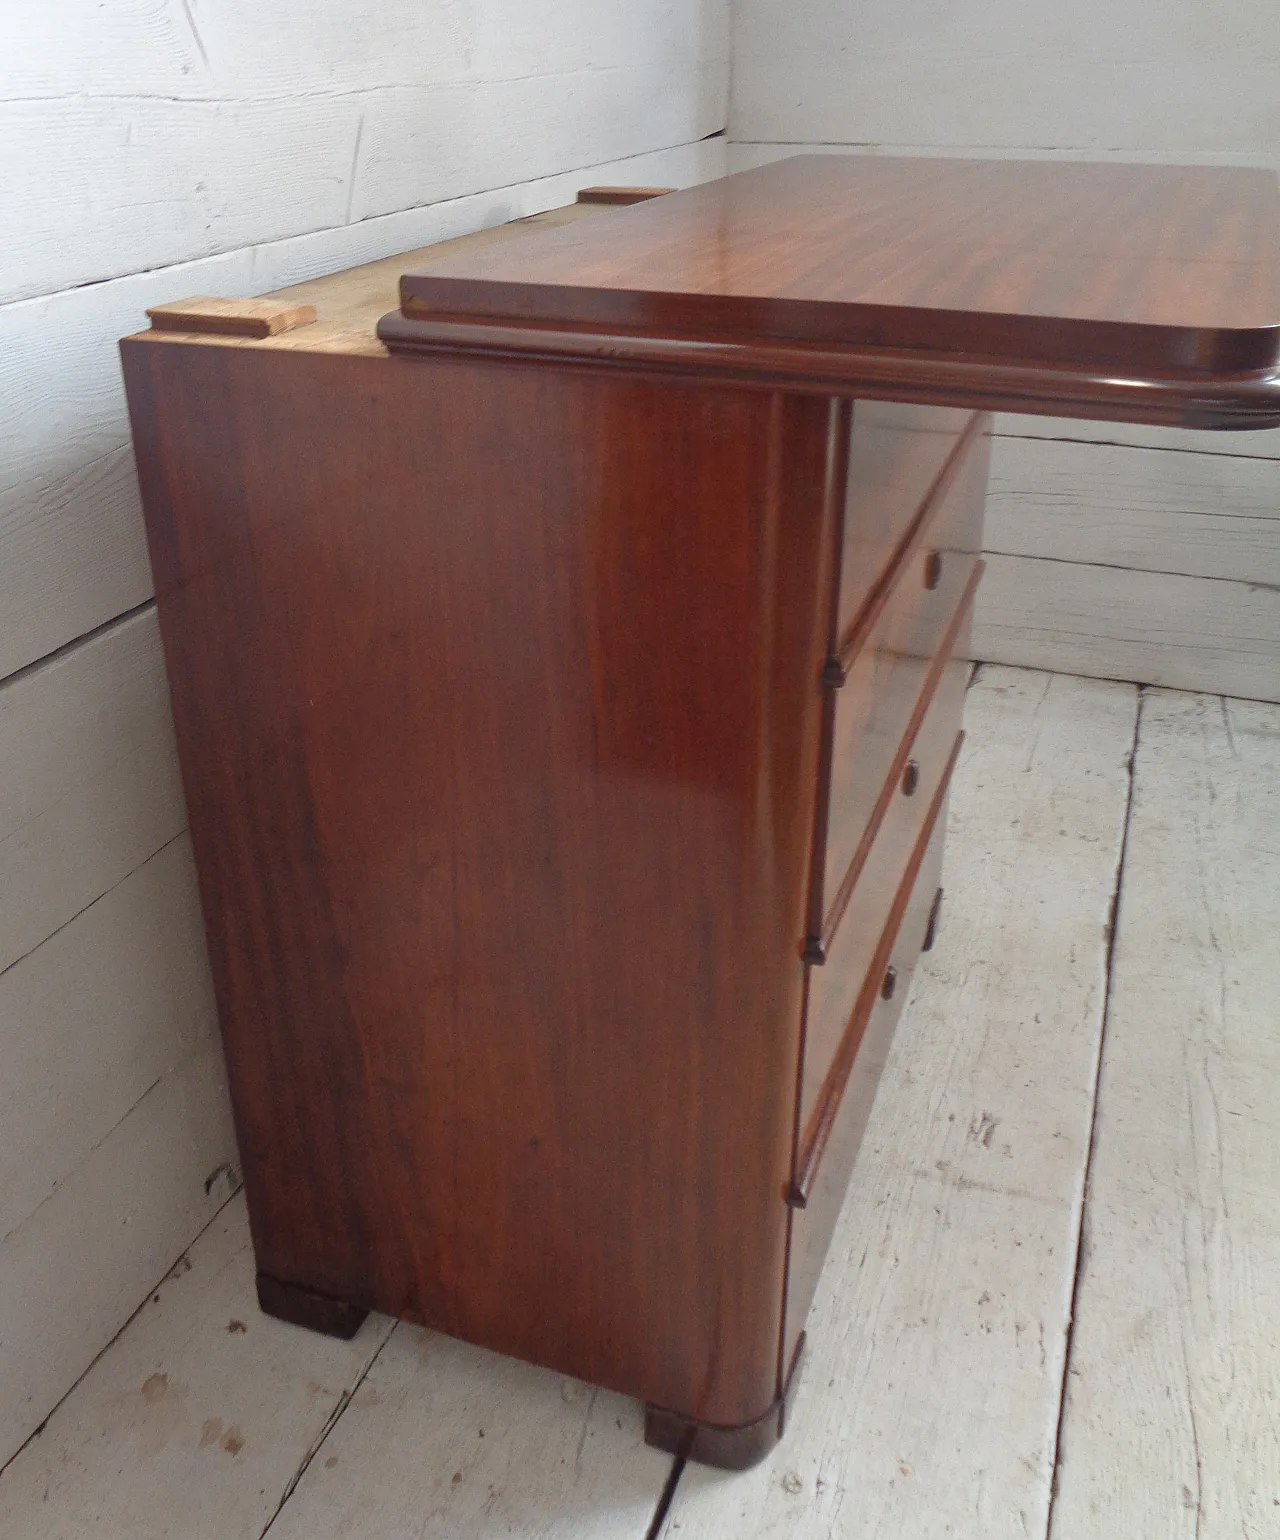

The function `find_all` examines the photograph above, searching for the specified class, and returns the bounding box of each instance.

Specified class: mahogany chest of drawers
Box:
[121,156,1280,1468]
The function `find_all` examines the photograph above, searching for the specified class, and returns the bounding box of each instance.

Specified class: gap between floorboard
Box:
[258,1323,401,1540]
[1044,687,1144,1525]
[0,1177,244,1483]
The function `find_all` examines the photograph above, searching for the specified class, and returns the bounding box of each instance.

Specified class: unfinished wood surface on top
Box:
[127,203,611,359]
[146,298,318,339]
[388,157,1280,426]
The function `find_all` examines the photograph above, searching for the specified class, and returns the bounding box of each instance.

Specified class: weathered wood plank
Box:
[352,69,726,225]
[973,555,1280,703]
[1050,689,1280,1539]
[0,1192,396,1535]
[264,1325,674,1540]
[6,1,729,114]
[0,833,216,1243]
[660,667,1137,1539]
[986,437,1280,584]
[0,606,185,973]
[0,139,724,678]
[0,1032,239,1465]
[728,2,1280,152]
[0,70,724,304]
[994,414,1280,460]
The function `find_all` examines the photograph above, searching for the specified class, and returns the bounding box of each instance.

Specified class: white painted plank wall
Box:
[729,2,1280,155]
[727,2,1280,699]
[1,1,729,1465]
[975,439,1280,700]
[986,438,1280,585]
[0,137,726,682]
[3,1,730,303]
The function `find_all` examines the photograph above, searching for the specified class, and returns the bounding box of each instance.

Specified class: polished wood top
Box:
[386,156,1280,428]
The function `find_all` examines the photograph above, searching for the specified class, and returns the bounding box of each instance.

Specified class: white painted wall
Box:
[729,1,1280,701]
[0,0,729,1466]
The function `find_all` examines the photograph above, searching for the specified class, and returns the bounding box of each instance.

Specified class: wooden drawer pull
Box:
[924,550,943,590]
[902,759,920,797]
[791,729,964,1209]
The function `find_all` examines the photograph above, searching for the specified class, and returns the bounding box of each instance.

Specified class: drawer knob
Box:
[881,965,898,1001]
[902,759,920,797]
[924,550,943,590]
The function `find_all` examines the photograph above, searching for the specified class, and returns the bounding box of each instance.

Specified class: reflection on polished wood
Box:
[121,154,1280,1470]
[386,156,1280,427]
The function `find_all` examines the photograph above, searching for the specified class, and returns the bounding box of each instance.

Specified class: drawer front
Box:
[835,403,973,647]
[798,655,967,1147]
[783,802,950,1373]
[811,415,987,945]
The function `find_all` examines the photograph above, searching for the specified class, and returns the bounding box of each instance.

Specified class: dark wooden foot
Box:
[921,886,944,952]
[256,1272,369,1340]
[644,1335,806,1470]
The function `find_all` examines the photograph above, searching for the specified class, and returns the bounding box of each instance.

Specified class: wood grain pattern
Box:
[576,186,674,204]
[117,152,1280,1474]
[121,337,839,1436]
[663,668,1139,1539]
[390,156,1280,427]
[147,297,318,337]
[1051,689,1280,1539]
[784,807,947,1373]
[800,667,968,1152]
[1,142,723,683]
[10,666,1273,1533]
[138,203,612,360]
[836,402,971,644]
[814,419,987,944]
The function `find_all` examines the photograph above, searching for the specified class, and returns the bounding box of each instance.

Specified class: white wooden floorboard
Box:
[0,1032,239,1465]
[0,1197,674,1540]
[264,1326,675,1540]
[660,667,1137,1540]
[13,666,1275,1536]
[0,1193,396,1539]
[1050,689,1280,1538]
[974,555,1280,704]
